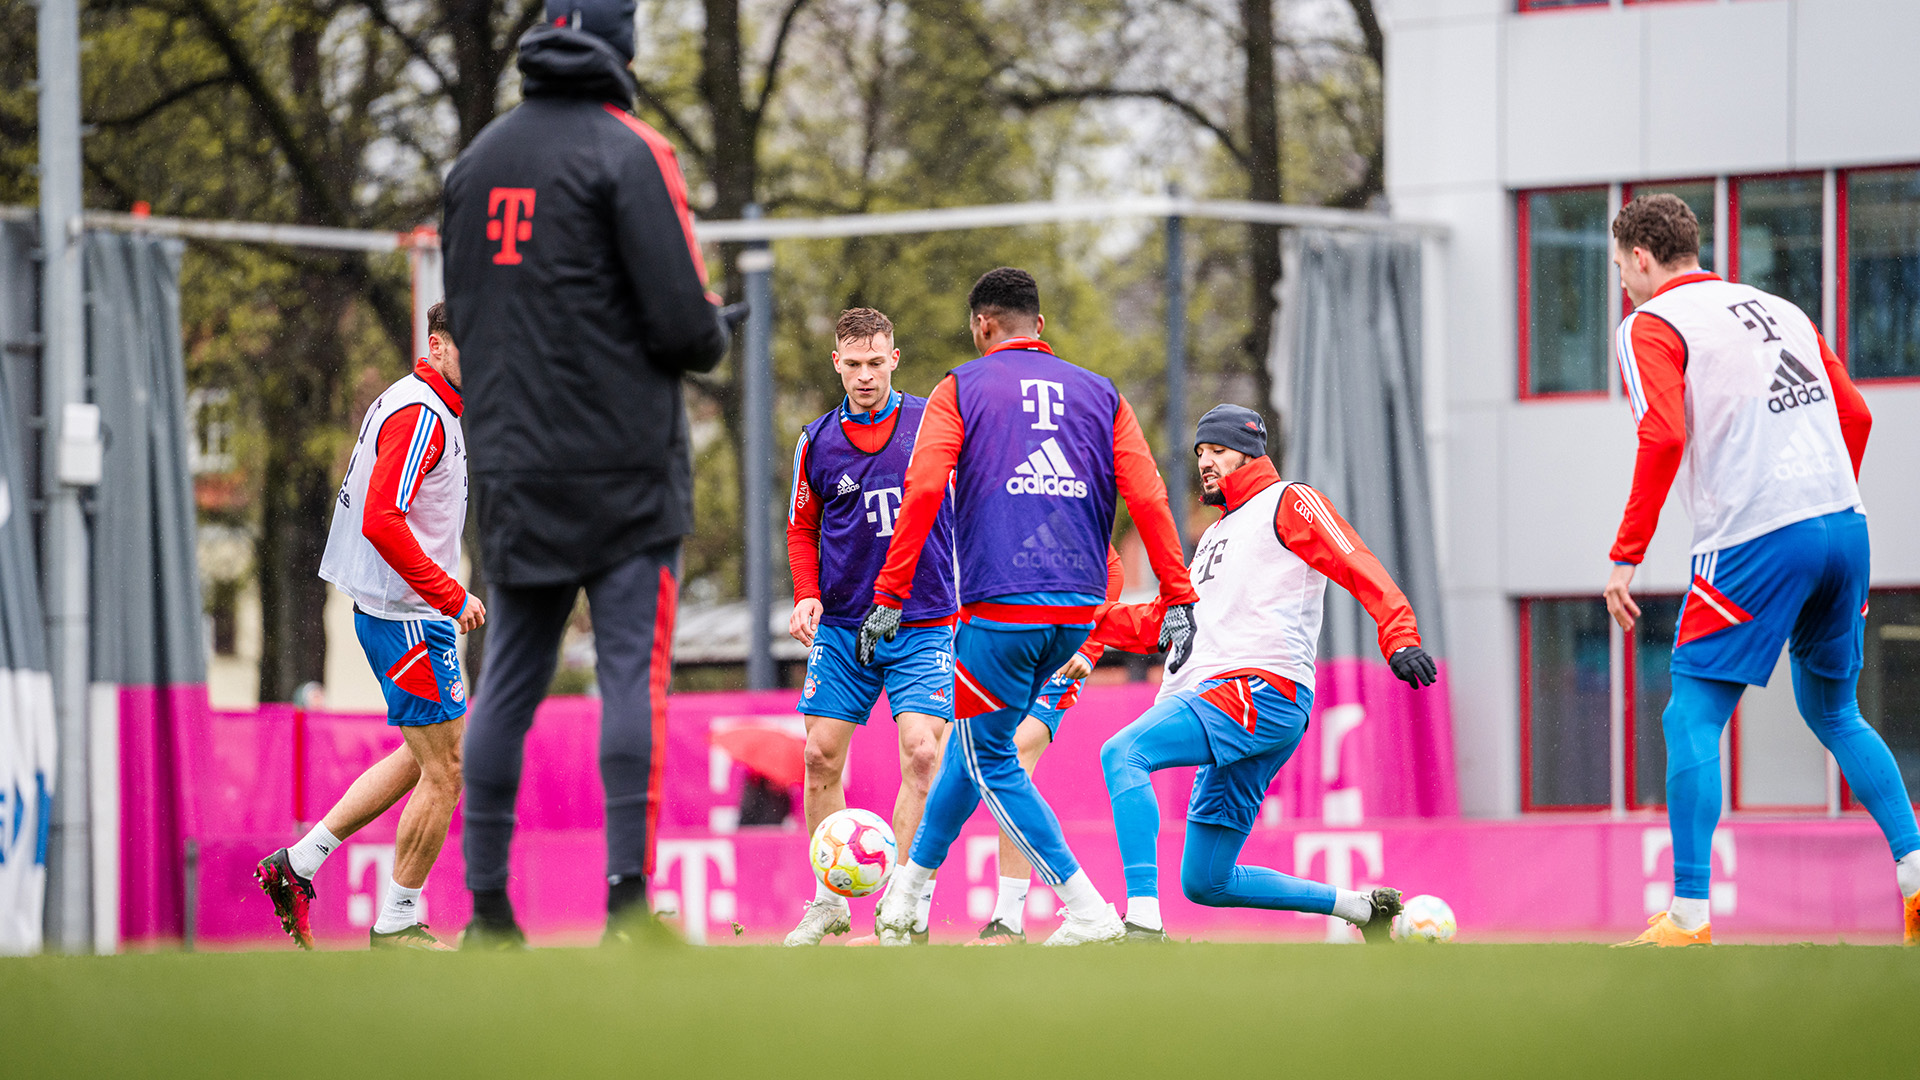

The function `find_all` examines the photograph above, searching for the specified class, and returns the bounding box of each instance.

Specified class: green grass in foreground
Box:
[2,942,1913,1078]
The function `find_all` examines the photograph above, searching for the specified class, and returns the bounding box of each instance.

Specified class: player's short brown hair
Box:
[835,307,894,347]
[427,300,449,340]
[1612,194,1701,267]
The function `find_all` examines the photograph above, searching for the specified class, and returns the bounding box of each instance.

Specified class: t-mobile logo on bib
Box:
[1020,380,1065,430]
[864,487,903,536]
[486,187,536,265]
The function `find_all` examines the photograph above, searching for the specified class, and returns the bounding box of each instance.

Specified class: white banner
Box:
[0,667,56,954]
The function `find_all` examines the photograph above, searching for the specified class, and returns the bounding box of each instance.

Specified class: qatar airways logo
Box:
[1020,380,1065,430]
[1005,438,1089,498]
[864,486,903,536]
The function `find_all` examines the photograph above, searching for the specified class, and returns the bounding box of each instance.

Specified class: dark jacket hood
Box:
[517,24,637,104]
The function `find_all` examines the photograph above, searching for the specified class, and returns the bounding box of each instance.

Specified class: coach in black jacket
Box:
[443,0,728,945]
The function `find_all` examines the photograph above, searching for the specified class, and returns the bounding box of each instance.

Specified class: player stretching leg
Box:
[1602,196,1920,947]
[971,548,1123,945]
[783,309,959,947]
[255,303,486,951]
[1090,406,1435,942]
[862,268,1198,947]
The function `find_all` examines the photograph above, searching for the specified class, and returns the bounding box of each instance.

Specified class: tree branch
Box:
[632,80,711,163]
[87,73,236,130]
[354,0,454,92]
[748,0,813,130]
[1003,85,1247,168]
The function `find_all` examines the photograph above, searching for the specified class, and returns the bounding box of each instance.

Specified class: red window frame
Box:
[1725,169,1827,318]
[1835,164,1920,386]
[1517,186,1614,402]
[1515,0,1606,11]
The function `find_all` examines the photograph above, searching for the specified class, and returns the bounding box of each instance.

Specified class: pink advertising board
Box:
[139,672,1911,948]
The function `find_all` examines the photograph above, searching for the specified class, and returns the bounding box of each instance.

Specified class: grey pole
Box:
[1163,186,1190,554]
[741,206,775,690]
[37,0,95,952]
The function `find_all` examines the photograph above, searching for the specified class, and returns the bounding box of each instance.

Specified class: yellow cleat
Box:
[1615,912,1711,948]
[1903,892,1919,947]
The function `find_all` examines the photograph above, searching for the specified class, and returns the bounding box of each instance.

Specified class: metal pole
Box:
[37,0,95,953]
[1163,187,1190,553]
[741,206,775,690]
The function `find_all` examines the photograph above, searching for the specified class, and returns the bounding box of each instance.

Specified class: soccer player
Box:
[1603,194,1920,947]
[971,547,1123,946]
[782,308,958,947]
[1089,405,1435,942]
[860,267,1199,947]
[254,302,485,951]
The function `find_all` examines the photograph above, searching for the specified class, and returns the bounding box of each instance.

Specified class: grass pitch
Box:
[3,941,1911,1077]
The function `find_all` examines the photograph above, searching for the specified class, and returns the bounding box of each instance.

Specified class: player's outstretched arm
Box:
[1110,395,1197,606]
[1274,483,1430,686]
[1609,312,1688,566]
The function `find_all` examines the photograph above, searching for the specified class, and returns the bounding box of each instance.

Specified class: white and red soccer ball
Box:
[1391,894,1457,942]
[810,808,897,898]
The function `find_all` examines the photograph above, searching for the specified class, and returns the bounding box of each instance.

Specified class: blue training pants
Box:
[1101,696,1336,913]
[908,621,1088,885]
[1665,666,1920,899]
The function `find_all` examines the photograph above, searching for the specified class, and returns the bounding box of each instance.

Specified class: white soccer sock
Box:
[373,878,424,934]
[892,860,935,904]
[1124,896,1162,932]
[813,878,846,906]
[1332,890,1373,925]
[994,876,1030,934]
[1668,896,1710,931]
[1898,851,1920,898]
[286,822,341,881]
[913,874,936,933]
[1052,870,1107,920]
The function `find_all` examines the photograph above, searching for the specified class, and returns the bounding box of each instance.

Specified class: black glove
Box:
[1159,603,1196,675]
[1389,645,1437,689]
[718,302,751,329]
[856,603,902,666]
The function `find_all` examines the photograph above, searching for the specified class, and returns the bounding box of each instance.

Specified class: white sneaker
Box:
[873,883,919,946]
[783,898,851,946]
[1042,904,1126,947]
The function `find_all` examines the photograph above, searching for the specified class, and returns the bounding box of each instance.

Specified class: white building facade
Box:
[1384,0,1920,816]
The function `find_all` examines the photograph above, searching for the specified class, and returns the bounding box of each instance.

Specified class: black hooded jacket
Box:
[443,25,728,586]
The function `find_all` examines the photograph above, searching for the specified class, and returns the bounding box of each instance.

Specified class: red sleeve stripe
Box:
[396,409,441,512]
[1615,313,1649,420]
[1291,485,1354,555]
[601,104,709,286]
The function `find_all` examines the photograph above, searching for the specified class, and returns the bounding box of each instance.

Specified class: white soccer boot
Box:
[783,898,852,946]
[872,882,920,946]
[1042,904,1126,947]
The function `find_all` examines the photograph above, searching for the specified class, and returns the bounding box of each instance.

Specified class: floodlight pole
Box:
[741,206,776,690]
[1164,188,1190,554]
[38,0,95,953]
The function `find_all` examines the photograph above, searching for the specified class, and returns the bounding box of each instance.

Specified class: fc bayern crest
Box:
[450,680,465,703]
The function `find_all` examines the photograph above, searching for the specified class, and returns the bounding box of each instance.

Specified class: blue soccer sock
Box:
[1791,660,1920,863]
[1100,699,1215,899]
[1663,673,1746,901]
[1180,820,1336,914]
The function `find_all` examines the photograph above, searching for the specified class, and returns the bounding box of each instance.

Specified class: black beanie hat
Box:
[545,0,636,62]
[1193,404,1268,460]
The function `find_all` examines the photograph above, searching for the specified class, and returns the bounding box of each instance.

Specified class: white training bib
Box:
[319,372,467,619]
[1622,279,1862,555]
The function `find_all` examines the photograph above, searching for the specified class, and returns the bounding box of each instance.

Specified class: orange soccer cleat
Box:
[1904,892,1919,947]
[1615,912,1712,948]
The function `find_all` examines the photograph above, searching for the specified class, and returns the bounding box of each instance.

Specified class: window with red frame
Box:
[1729,174,1824,324]
[1860,589,1920,803]
[1521,595,1682,811]
[1622,180,1716,273]
[1519,188,1612,397]
[1842,166,1920,381]
[1516,0,1605,11]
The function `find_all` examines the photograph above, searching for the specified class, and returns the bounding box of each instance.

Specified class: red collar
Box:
[1651,270,1720,300]
[413,358,463,416]
[984,336,1055,357]
[1214,455,1280,512]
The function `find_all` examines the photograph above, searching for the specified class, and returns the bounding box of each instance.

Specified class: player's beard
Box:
[1201,485,1225,506]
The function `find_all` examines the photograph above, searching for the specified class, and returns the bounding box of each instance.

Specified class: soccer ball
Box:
[1391,894,1457,942]
[810,808,897,898]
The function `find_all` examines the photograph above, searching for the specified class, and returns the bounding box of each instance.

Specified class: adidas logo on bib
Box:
[1005,438,1090,498]
[835,474,859,496]
[1767,349,1828,413]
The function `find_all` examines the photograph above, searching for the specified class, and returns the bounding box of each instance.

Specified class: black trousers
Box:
[462,541,678,892]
